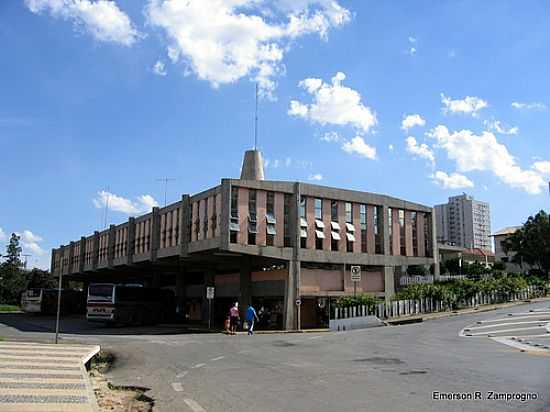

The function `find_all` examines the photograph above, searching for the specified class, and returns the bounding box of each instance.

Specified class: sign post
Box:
[206,287,215,330]
[350,265,361,297]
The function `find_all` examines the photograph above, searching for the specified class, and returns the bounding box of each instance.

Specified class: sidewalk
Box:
[0,341,100,412]
[386,297,550,325]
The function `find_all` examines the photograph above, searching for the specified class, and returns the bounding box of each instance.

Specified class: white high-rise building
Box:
[435,193,492,251]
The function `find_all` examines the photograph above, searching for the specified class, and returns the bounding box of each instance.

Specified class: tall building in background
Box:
[435,193,491,251]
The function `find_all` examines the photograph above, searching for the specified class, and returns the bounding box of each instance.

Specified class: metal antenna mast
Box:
[157,178,176,207]
[103,187,110,229]
[254,82,258,150]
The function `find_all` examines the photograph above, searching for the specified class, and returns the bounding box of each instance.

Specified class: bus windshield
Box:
[88,284,114,303]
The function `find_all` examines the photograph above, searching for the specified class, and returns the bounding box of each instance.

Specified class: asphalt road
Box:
[0,300,549,412]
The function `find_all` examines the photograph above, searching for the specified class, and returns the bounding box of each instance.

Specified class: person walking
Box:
[229,302,240,335]
[245,303,259,335]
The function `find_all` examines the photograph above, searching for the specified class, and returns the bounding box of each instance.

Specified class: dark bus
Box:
[86,283,175,325]
[21,288,86,315]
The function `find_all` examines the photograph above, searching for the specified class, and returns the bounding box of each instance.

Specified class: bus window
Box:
[88,284,114,303]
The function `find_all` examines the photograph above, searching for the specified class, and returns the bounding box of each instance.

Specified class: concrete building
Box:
[52,150,439,330]
[438,244,495,269]
[435,193,491,251]
[492,226,529,273]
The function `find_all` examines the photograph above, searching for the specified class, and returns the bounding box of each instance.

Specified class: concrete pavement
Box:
[0,341,100,412]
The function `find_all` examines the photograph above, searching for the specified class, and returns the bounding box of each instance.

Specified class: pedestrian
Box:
[245,303,259,335]
[229,302,240,335]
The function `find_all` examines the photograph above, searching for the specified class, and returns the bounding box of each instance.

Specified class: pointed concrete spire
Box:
[240,150,265,180]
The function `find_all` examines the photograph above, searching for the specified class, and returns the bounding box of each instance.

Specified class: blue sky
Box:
[1,0,549,269]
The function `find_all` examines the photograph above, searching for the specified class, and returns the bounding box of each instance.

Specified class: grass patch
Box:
[0,305,20,312]
[90,350,115,374]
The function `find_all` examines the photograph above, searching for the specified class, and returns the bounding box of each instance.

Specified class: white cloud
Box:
[0,228,6,242]
[146,0,350,98]
[441,93,488,117]
[408,47,416,56]
[388,144,394,151]
[405,136,435,167]
[308,173,323,181]
[341,136,376,160]
[153,60,167,76]
[289,72,377,133]
[533,160,550,176]
[25,0,141,46]
[427,125,546,194]
[511,101,547,111]
[432,171,474,189]
[407,36,416,56]
[93,191,159,215]
[408,36,416,43]
[18,230,46,256]
[484,119,518,135]
[320,131,341,142]
[401,114,426,132]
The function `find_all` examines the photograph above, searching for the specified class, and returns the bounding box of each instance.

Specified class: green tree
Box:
[407,265,429,277]
[0,234,27,304]
[503,210,550,277]
[26,269,56,289]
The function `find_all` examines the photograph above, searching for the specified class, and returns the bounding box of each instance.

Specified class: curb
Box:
[387,297,550,325]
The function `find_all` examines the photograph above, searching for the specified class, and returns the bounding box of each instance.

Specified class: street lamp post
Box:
[54,261,62,344]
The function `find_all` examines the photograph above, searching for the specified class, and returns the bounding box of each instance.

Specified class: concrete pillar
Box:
[202,269,215,325]
[180,195,191,257]
[384,266,395,303]
[79,236,86,273]
[219,181,230,251]
[68,241,75,274]
[284,182,301,331]
[127,217,136,265]
[107,224,116,268]
[239,256,252,309]
[92,231,99,270]
[176,266,186,317]
[151,207,160,262]
[431,207,440,280]
[382,205,390,256]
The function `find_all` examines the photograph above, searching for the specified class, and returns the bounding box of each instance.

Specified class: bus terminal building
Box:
[52,150,439,330]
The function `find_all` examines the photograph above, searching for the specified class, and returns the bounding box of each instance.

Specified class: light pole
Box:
[54,260,63,344]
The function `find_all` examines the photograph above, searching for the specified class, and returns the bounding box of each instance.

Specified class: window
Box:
[388,207,393,255]
[230,187,239,243]
[299,196,306,219]
[411,211,418,256]
[331,200,338,222]
[315,229,324,250]
[248,190,257,244]
[374,206,382,254]
[399,210,406,256]
[314,198,322,220]
[360,204,367,253]
[331,229,339,251]
[345,202,352,223]
[266,192,275,246]
[284,194,291,247]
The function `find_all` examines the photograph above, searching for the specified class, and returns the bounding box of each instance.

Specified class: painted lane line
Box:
[171,382,184,392]
[466,320,550,331]
[307,336,323,340]
[507,311,550,317]
[176,371,188,379]
[210,356,224,361]
[192,363,206,369]
[184,398,207,412]
[467,325,546,336]
[478,315,550,324]
[491,337,550,353]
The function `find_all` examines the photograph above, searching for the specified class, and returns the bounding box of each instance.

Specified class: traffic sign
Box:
[295,299,301,306]
[350,265,361,282]
[206,287,215,300]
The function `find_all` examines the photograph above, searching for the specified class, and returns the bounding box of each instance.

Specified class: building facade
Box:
[492,226,530,273]
[52,150,439,330]
[435,194,491,251]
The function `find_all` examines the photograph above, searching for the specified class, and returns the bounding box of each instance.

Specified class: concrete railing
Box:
[334,285,546,321]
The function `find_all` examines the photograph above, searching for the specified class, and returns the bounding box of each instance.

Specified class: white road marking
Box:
[307,335,323,340]
[193,363,206,368]
[507,311,550,317]
[184,398,207,412]
[466,320,550,331]
[176,371,188,379]
[491,337,550,353]
[171,382,184,392]
[478,315,550,324]
[210,356,224,361]
[467,325,546,336]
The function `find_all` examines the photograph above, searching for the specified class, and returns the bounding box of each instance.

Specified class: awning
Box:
[346,232,356,242]
[267,223,276,235]
[248,223,257,234]
[266,213,276,224]
[315,230,325,239]
[345,222,355,232]
[300,218,308,227]
[229,222,240,232]
[331,231,341,240]
[315,219,325,229]
[300,229,308,238]
[331,221,341,230]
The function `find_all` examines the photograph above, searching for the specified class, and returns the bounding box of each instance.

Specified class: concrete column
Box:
[79,237,86,273]
[239,256,252,309]
[384,266,395,303]
[284,182,301,331]
[219,180,230,251]
[151,272,161,288]
[176,266,186,317]
[202,269,215,325]
[68,242,75,274]
[127,217,136,265]
[92,231,99,270]
[151,207,160,261]
[180,195,191,256]
[107,224,116,268]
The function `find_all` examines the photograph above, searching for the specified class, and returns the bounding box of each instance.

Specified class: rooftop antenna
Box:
[254,82,258,150]
[22,254,31,269]
[157,177,176,207]
[103,186,110,229]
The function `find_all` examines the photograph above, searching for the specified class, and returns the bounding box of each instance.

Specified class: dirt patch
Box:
[90,351,154,412]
